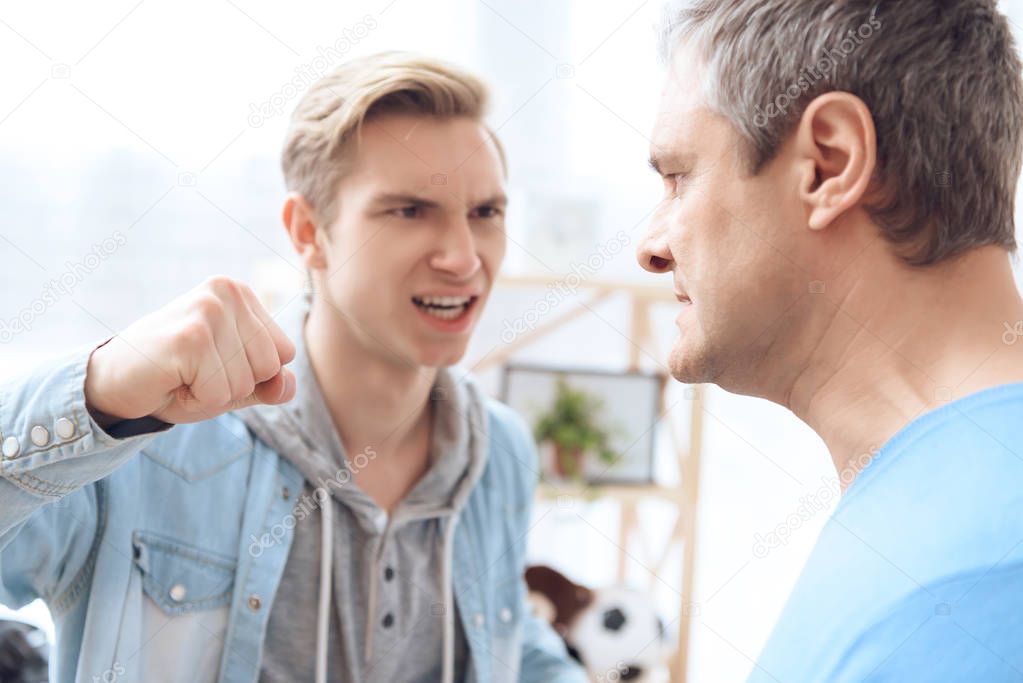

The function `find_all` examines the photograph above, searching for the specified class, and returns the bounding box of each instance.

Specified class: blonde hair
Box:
[281,51,504,227]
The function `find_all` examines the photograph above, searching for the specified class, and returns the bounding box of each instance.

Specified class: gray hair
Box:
[658,0,1023,266]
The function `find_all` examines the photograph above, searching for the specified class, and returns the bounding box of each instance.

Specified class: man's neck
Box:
[302,295,436,464]
[779,245,1023,489]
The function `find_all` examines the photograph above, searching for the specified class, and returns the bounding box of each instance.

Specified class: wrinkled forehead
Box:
[651,44,710,150]
[350,113,504,192]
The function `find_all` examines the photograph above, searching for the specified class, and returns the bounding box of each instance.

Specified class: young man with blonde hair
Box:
[0,52,584,683]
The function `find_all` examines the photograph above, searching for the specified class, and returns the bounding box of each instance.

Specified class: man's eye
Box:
[392,206,421,219]
[473,206,503,219]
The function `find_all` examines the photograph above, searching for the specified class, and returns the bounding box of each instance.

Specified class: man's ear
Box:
[793,92,877,231]
[282,192,328,269]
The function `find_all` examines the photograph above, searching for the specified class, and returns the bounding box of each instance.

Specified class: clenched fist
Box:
[84,276,297,426]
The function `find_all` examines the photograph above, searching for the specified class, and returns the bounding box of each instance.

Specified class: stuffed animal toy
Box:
[526,565,672,682]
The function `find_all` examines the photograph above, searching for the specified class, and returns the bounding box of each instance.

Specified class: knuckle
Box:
[280,332,296,356]
[203,275,243,305]
[203,274,234,291]
[192,292,226,320]
[235,280,257,301]
[176,319,213,352]
[236,369,257,399]
[253,353,281,383]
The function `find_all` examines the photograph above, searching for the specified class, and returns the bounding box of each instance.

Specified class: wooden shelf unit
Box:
[474,275,706,683]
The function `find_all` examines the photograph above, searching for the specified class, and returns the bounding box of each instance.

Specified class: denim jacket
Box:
[0,341,585,683]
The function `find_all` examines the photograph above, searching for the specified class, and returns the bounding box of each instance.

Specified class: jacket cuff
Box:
[0,338,171,478]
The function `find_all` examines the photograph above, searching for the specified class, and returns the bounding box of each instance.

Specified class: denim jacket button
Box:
[55,417,75,440]
[2,436,20,458]
[499,607,512,623]
[169,584,187,602]
[30,425,50,447]
[473,613,484,629]
[248,594,262,611]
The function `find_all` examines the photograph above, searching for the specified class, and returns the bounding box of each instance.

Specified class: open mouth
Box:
[411,295,478,321]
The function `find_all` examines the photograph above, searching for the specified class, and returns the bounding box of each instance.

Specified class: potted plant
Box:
[533,379,617,480]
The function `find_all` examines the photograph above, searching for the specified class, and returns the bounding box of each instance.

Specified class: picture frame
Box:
[499,363,666,485]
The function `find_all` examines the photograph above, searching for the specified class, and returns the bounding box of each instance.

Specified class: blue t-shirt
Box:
[747,383,1023,683]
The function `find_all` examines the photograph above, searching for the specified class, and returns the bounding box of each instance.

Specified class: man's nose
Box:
[430,219,481,279]
[637,213,674,274]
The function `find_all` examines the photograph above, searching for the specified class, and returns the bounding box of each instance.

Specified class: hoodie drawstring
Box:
[440,510,460,683]
[315,498,333,683]
[313,500,461,683]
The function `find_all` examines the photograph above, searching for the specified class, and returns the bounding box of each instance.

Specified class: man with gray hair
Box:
[639,1,1023,680]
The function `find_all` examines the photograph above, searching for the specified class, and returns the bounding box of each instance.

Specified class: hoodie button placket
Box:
[377,541,402,650]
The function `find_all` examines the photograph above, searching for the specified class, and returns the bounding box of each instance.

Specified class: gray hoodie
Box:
[236,293,489,683]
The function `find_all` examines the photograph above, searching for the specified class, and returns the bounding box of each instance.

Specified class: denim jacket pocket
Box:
[132,530,236,616]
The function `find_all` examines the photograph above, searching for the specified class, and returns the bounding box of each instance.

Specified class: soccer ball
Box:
[566,586,671,682]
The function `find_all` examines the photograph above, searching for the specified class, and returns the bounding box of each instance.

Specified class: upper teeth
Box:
[416,296,472,307]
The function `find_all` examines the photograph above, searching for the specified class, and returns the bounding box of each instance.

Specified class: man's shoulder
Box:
[878,381,1023,467]
[749,382,1023,683]
[749,561,1023,683]
[833,560,1023,682]
[478,398,538,493]
[836,381,1023,560]
[484,398,532,448]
